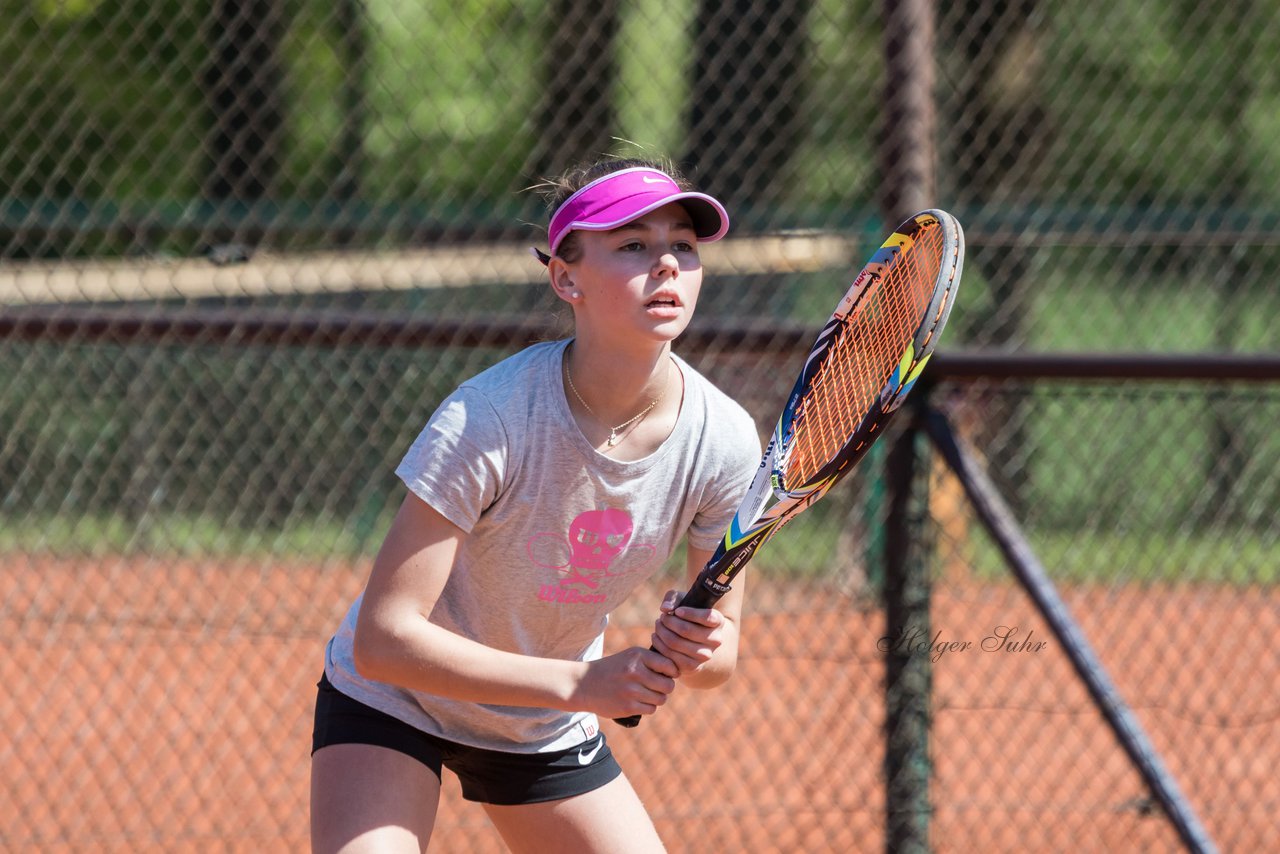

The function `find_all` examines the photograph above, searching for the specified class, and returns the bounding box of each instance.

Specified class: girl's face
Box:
[557,202,704,346]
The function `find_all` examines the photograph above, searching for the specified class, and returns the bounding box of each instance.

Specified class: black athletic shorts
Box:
[311,674,623,805]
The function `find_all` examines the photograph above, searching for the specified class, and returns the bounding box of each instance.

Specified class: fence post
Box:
[879,0,936,223]
[882,397,933,853]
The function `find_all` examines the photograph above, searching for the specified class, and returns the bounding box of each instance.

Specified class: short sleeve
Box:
[394,385,508,533]
[685,408,762,551]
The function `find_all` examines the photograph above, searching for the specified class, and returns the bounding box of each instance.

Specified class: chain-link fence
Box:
[918,377,1279,853]
[3,1,1279,851]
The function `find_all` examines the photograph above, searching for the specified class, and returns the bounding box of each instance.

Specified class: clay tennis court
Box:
[4,556,1275,852]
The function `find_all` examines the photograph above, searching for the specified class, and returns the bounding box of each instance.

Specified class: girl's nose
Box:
[652,251,679,277]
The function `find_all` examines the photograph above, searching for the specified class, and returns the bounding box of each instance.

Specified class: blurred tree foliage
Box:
[1,0,1279,258]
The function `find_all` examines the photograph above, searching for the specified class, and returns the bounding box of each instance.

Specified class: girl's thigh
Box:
[481,771,666,854]
[311,742,443,854]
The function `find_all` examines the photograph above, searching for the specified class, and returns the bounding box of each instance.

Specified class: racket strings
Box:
[784,223,946,487]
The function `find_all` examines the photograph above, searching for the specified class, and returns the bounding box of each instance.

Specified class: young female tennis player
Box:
[310,157,760,853]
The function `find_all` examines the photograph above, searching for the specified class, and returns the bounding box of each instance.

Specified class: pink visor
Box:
[547,167,729,257]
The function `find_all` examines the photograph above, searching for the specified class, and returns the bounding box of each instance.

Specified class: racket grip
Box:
[611,582,727,728]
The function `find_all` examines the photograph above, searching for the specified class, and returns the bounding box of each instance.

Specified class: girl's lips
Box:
[644,300,684,320]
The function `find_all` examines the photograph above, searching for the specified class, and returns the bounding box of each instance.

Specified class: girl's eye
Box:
[674,241,696,252]
[620,241,644,252]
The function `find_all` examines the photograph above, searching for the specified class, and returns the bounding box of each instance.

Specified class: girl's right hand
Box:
[573,647,679,719]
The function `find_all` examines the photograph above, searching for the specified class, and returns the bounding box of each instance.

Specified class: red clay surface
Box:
[3,555,1276,852]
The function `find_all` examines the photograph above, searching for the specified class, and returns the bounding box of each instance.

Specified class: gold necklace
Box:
[564,348,669,448]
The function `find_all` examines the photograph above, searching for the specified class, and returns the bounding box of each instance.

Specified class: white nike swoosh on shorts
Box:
[576,740,604,765]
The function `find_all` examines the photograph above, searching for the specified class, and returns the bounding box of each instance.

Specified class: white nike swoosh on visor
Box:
[577,740,604,765]
[641,176,670,184]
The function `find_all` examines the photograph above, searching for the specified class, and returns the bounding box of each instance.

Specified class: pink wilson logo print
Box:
[526,508,656,605]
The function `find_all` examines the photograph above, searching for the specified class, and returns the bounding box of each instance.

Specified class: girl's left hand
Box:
[650,589,725,677]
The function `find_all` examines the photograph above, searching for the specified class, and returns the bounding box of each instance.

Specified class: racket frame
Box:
[682,209,964,609]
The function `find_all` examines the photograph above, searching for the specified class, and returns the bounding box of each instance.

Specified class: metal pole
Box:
[880,0,937,224]
[882,402,933,854]
[879,6,938,848]
[923,408,1218,854]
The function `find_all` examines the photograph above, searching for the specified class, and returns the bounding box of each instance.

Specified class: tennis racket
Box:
[615,209,964,727]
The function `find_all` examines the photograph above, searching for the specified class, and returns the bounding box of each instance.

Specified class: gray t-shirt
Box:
[325,339,761,752]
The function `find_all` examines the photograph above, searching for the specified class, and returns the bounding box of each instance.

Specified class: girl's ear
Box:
[548,258,581,303]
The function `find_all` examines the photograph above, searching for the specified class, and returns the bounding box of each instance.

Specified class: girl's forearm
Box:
[353,614,585,712]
